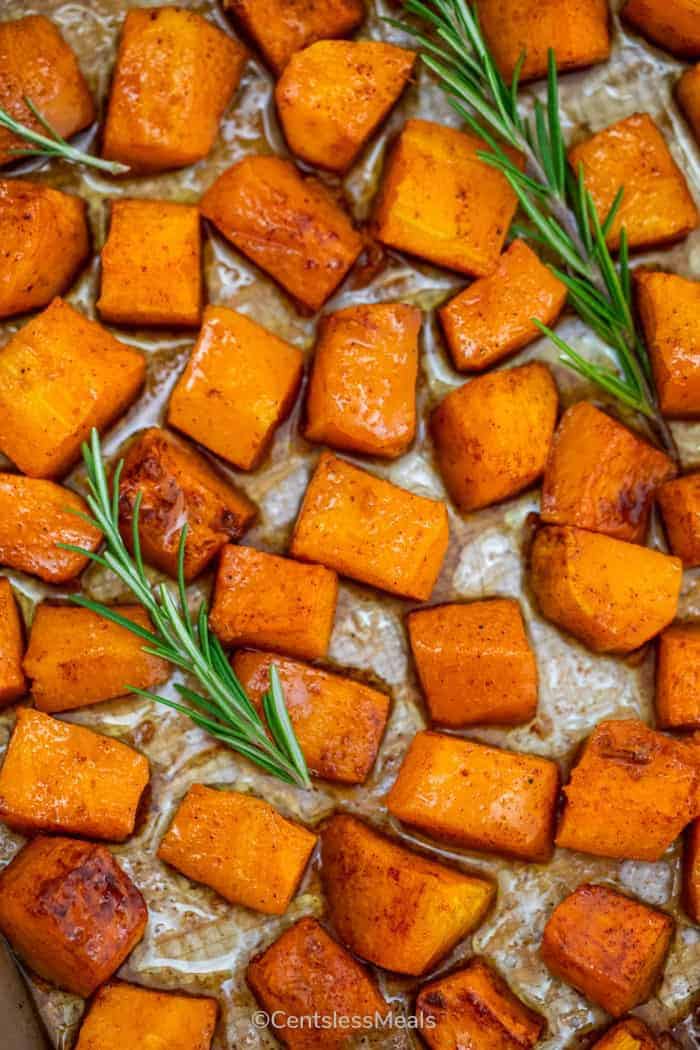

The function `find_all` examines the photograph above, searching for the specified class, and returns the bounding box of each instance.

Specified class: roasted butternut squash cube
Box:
[75,981,218,1050]
[591,1019,659,1050]
[432,362,558,512]
[103,8,247,174]
[168,306,303,471]
[636,271,700,418]
[276,40,414,173]
[158,784,316,915]
[232,649,390,784]
[98,200,201,327]
[0,579,25,706]
[117,427,256,580]
[321,814,494,975]
[304,303,420,458]
[476,0,611,83]
[531,526,682,653]
[223,0,365,75]
[290,452,449,600]
[0,15,95,166]
[556,719,699,860]
[200,156,363,312]
[677,65,700,146]
[541,883,674,1016]
[623,0,700,58]
[568,114,699,251]
[0,180,89,319]
[656,623,700,730]
[0,298,145,479]
[683,820,700,924]
[24,604,170,713]
[658,474,700,566]
[0,836,147,996]
[0,475,101,584]
[373,119,520,278]
[210,545,338,659]
[416,958,544,1050]
[407,599,537,728]
[0,708,149,841]
[541,402,676,543]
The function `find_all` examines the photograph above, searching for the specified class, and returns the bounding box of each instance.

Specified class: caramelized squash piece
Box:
[541,883,674,1016]
[636,271,700,418]
[387,731,560,862]
[407,599,538,727]
[304,303,420,459]
[0,708,149,841]
[75,981,218,1050]
[290,452,449,601]
[373,119,520,277]
[0,836,147,996]
[200,156,363,312]
[0,298,145,479]
[24,604,170,713]
[591,1019,659,1050]
[233,649,390,784]
[0,579,25,706]
[623,0,700,58]
[103,7,247,173]
[158,784,316,915]
[432,362,558,512]
[168,306,303,471]
[531,526,682,653]
[657,473,700,564]
[677,65,700,146]
[656,623,700,729]
[683,819,700,924]
[321,814,494,975]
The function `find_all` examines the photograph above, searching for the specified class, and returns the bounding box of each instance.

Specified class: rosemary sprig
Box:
[59,429,311,789]
[0,96,129,176]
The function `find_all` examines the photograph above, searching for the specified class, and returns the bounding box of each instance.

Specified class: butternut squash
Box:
[0,579,25,706]
[75,981,218,1050]
[591,1019,659,1050]
[657,473,700,564]
[636,271,700,418]
[656,623,700,729]
[677,65,700,146]
[683,820,700,924]
[623,0,700,58]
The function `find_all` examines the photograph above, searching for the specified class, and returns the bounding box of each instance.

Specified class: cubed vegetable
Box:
[656,623,700,729]
[158,784,316,915]
[0,836,147,996]
[623,0,700,57]
[290,451,449,600]
[590,1019,659,1050]
[75,981,218,1050]
[531,526,682,653]
[210,546,338,659]
[0,579,25,706]
[683,820,700,924]
[103,7,247,173]
[541,883,674,1016]
[0,298,145,479]
[407,599,537,727]
[636,271,700,418]
[168,306,303,471]
[677,65,700,145]
[200,156,363,312]
[373,119,520,277]
[233,649,390,784]
[432,362,558,512]
[321,814,494,975]
[657,473,700,564]
[304,303,420,458]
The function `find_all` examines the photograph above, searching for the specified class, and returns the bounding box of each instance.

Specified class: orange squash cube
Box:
[591,1019,659,1050]
[656,623,700,730]
[623,0,700,58]
[387,731,560,862]
[276,40,414,173]
[24,605,170,714]
[541,883,674,1016]
[158,784,316,915]
[569,114,699,251]
[247,918,389,1050]
[556,719,699,861]
[373,119,520,278]
[223,0,365,75]
[531,526,682,653]
[98,200,201,327]
[290,452,449,601]
[432,362,558,512]
[103,7,247,174]
[168,306,303,471]
[117,427,256,580]
[75,981,218,1050]
[677,65,700,145]
[321,815,494,975]
[232,649,390,784]
[0,579,25,706]
[636,271,700,418]
[0,836,147,996]
[541,402,676,543]
[0,15,95,166]
[407,599,538,727]
[657,474,700,566]
[200,156,363,312]
[0,708,149,842]
[0,475,101,584]
[304,303,420,458]
[209,545,338,659]
[416,958,544,1050]
[683,820,700,924]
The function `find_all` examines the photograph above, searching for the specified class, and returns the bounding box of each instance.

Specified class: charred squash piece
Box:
[657,473,700,565]
[75,981,218,1050]
[636,271,700,418]
[656,623,700,729]
[0,579,25,706]
[623,0,700,58]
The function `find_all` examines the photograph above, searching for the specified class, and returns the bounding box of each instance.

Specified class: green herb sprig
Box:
[0,97,129,175]
[60,429,311,789]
